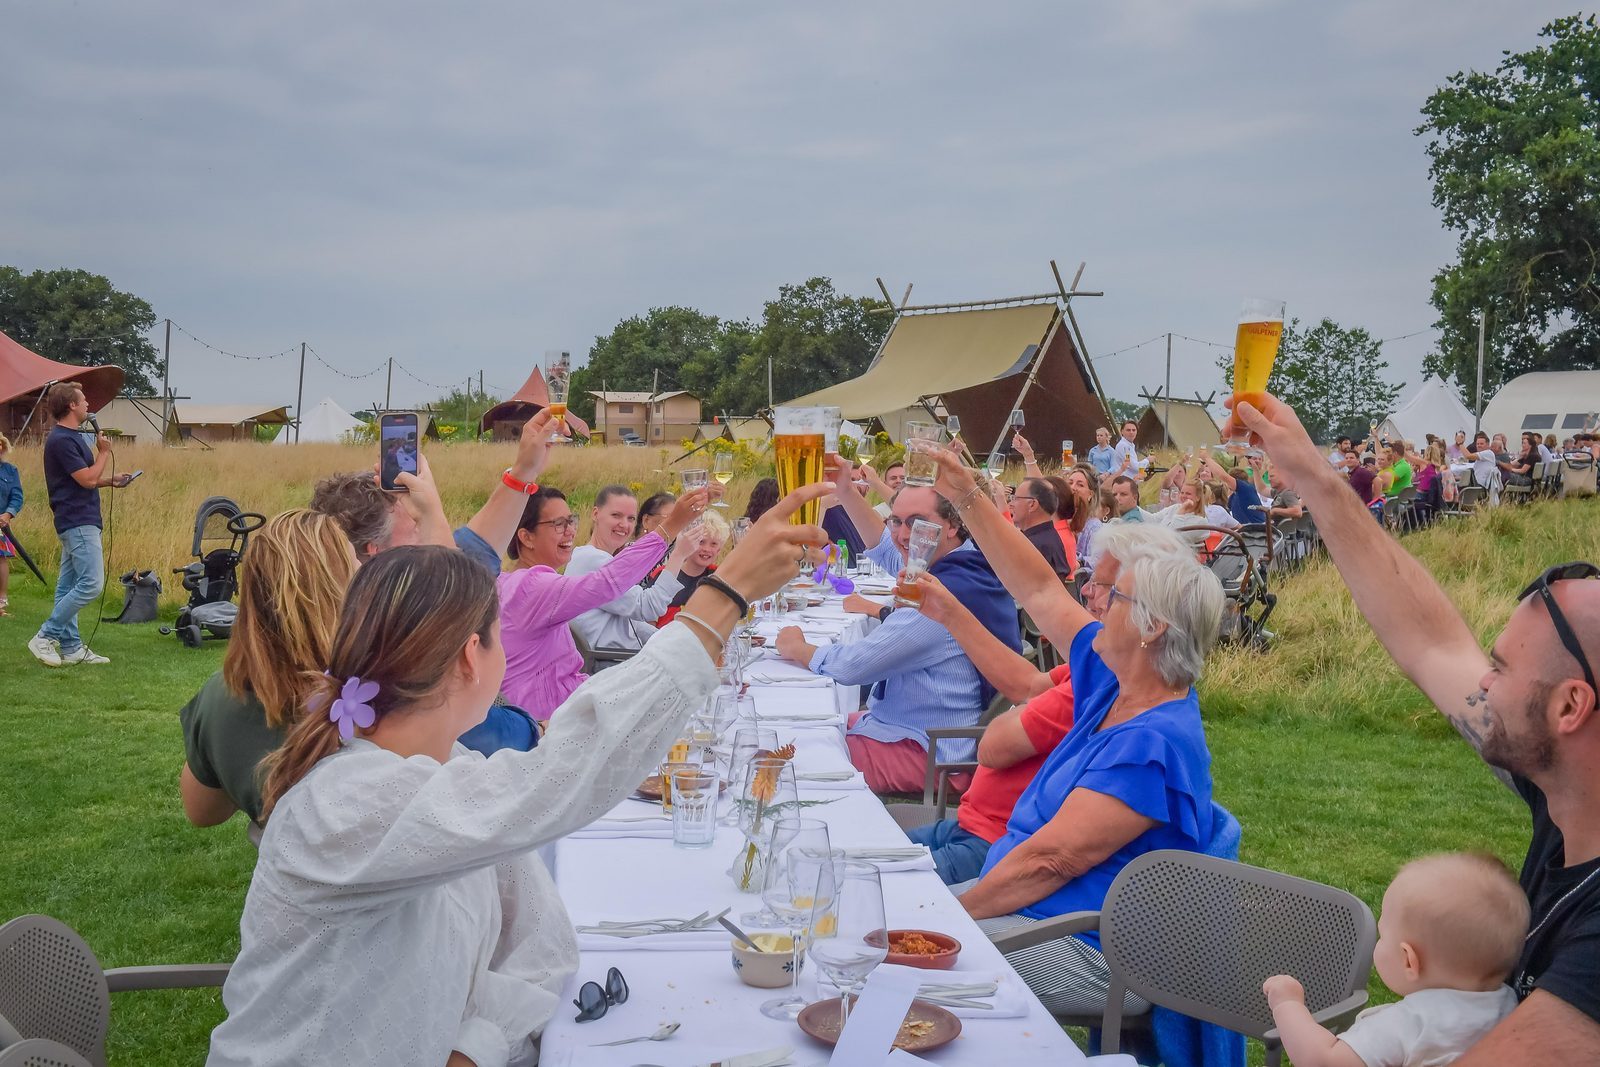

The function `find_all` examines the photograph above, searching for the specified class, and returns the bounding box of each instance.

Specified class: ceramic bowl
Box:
[730,936,803,988]
[884,929,961,970]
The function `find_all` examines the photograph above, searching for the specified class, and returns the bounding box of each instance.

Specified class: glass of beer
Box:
[774,406,827,527]
[544,361,570,444]
[903,421,945,487]
[1061,439,1076,466]
[1223,297,1286,456]
[712,451,734,508]
[893,518,943,607]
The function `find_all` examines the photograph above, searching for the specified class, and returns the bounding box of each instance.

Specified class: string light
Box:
[305,344,385,380]
[168,321,297,362]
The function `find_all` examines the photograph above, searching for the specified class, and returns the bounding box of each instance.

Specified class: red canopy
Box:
[1,330,125,436]
[478,366,591,437]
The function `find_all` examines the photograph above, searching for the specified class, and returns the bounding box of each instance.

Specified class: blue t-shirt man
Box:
[978,621,1214,949]
[1227,478,1263,525]
[43,425,102,533]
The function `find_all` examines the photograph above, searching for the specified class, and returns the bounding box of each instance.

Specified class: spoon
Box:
[592,1021,681,1047]
[717,914,764,951]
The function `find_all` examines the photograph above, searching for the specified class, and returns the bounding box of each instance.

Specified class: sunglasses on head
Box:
[1518,562,1600,695]
[573,965,628,1022]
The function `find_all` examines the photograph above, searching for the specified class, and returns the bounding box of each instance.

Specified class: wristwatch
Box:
[877,605,893,623]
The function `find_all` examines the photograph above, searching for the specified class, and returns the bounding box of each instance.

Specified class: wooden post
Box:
[161,318,172,445]
[294,342,306,443]
[1163,333,1172,449]
[385,357,393,410]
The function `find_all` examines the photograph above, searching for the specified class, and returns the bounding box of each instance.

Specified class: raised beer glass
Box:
[774,406,826,527]
[892,518,942,607]
[903,421,944,487]
[1061,439,1076,467]
[1222,298,1286,456]
[544,360,570,444]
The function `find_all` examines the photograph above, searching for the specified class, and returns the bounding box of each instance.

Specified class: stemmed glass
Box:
[758,818,835,1020]
[682,468,710,496]
[544,356,570,444]
[985,451,1006,480]
[724,726,778,824]
[712,452,734,508]
[735,757,798,913]
[807,860,889,1030]
[691,691,740,768]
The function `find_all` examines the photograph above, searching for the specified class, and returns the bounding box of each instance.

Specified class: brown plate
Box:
[797,996,961,1052]
[633,775,729,801]
[884,929,961,970]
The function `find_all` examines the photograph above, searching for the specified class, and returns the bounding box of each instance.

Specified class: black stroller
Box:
[159,496,265,648]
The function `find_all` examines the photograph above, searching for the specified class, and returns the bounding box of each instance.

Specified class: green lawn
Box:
[1,501,1586,1065]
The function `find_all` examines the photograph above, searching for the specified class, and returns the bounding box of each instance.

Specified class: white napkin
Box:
[567,823,674,841]
[836,846,936,873]
[744,664,832,687]
[753,688,843,722]
[818,964,1031,1020]
[796,770,870,791]
[574,929,732,952]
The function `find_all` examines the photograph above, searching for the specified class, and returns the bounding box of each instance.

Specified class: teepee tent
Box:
[1375,376,1475,447]
[278,397,365,444]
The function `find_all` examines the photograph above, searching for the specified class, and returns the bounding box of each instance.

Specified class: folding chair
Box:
[886,723,989,831]
[0,915,229,1067]
[988,850,1375,1066]
[0,1040,92,1067]
[569,625,636,674]
[1500,462,1537,504]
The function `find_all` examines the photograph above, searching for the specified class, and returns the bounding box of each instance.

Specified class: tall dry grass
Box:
[2,440,768,605]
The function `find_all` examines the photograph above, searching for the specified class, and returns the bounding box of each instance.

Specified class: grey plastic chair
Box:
[0,915,229,1067]
[0,1039,93,1067]
[988,850,1375,1066]
[568,625,636,674]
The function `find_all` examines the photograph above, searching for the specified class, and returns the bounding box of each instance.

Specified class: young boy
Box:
[1264,852,1528,1067]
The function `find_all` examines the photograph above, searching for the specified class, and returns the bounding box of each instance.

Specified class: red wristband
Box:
[501,468,539,494]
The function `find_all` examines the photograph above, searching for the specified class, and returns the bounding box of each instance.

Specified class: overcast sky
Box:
[2,2,1573,416]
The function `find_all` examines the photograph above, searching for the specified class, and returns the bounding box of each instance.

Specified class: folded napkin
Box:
[568,823,674,841]
[752,688,842,723]
[817,964,1030,1019]
[836,846,937,873]
[795,770,870,791]
[744,664,832,686]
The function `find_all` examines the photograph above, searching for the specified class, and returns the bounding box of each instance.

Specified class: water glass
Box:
[903,421,944,487]
[682,468,710,493]
[758,819,836,1020]
[727,726,779,810]
[808,860,888,1031]
[671,770,720,849]
[822,406,843,454]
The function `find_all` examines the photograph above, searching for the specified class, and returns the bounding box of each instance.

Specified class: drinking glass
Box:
[712,452,735,508]
[671,770,720,849]
[725,726,779,824]
[1061,439,1076,466]
[774,407,827,527]
[1222,297,1286,456]
[682,468,710,495]
[893,518,943,607]
[903,421,945,487]
[692,690,741,767]
[945,414,961,438]
[734,757,799,909]
[807,860,888,1030]
[658,759,703,813]
[1009,408,1026,428]
[732,516,753,546]
[758,819,836,1019]
[544,357,570,444]
[821,406,843,455]
[985,451,1007,480]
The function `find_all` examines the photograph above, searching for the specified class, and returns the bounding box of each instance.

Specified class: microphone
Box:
[82,413,102,435]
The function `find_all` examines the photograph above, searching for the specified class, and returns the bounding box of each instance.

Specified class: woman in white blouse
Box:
[205,485,830,1067]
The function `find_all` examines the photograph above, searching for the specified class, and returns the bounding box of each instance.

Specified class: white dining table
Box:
[539,588,1086,1066]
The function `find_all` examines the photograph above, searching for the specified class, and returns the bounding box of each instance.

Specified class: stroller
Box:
[159,496,265,648]
[1180,524,1279,651]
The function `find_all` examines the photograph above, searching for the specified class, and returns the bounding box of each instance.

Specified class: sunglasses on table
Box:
[573,965,628,1022]
[1518,562,1600,695]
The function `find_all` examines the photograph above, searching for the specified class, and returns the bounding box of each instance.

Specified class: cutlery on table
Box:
[576,908,730,937]
[717,915,764,951]
[591,1022,681,1047]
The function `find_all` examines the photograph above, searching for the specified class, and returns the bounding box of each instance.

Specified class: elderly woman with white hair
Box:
[928,448,1226,1017]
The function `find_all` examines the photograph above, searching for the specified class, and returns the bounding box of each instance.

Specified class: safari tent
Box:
[0,329,125,439]
[1480,370,1600,443]
[1135,397,1223,452]
[478,365,592,441]
[1376,376,1475,447]
[276,397,365,444]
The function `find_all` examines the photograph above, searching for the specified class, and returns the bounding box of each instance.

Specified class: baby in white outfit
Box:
[1264,852,1529,1067]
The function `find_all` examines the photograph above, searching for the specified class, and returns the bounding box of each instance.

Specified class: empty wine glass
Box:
[691,691,740,767]
[758,818,835,1020]
[807,860,888,1031]
[735,758,799,916]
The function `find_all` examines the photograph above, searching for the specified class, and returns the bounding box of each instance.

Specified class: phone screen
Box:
[380,414,420,491]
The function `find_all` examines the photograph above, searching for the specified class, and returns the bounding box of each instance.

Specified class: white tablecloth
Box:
[541,593,1085,1066]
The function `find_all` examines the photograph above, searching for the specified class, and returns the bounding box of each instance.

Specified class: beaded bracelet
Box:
[675,610,726,645]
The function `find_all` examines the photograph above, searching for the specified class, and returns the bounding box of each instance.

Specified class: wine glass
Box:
[712,452,734,508]
[725,725,778,824]
[758,819,835,1020]
[985,451,1006,480]
[736,758,799,916]
[691,690,741,767]
[807,860,888,1030]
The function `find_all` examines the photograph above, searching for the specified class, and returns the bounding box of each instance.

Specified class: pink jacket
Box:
[496,531,670,719]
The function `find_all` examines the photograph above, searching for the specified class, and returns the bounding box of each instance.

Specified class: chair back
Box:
[0,1040,94,1067]
[1457,485,1487,510]
[1098,851,1375,1046]
[0,917,110,1067]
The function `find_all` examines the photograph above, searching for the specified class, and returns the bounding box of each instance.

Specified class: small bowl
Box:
[884,929,961,970]
[731,935,803,988]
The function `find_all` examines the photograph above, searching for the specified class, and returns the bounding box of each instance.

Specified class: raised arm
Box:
[929,448,1094,652]
[1013,433,1043,479]
[465,410,553,554]
[857,461,893,504]
[1236,395,1496,753]
[914,570,1052,704]
[824,454,886,545]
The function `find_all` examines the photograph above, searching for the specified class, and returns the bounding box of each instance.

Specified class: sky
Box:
[1,2,1575,416]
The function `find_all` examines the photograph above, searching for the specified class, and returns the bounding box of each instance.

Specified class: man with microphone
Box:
[27,382,135,667]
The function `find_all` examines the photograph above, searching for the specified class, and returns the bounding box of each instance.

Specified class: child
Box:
[1265,852,1528,1066]
[0,431,22,616]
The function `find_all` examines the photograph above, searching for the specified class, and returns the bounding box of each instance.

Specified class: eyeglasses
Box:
[886,515,942,530]
[536,516,580,532]
[1518,562,1600,695]
[573,966,628,1022]
[1012,496,1039,505]
[1106,586,1135,612]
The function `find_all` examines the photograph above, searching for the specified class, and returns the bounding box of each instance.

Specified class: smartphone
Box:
[125,469,144,484]
[379,412,420,492]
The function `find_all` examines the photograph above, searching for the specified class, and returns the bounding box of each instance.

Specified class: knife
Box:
[704,1047,794,1067]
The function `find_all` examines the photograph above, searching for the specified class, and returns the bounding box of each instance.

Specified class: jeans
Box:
[905,817,993,886]
[39,525,103,654]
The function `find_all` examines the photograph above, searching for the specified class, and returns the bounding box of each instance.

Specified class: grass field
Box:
[0,445,1594,1065]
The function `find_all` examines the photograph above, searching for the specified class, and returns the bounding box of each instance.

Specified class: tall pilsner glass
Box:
[774,407,827,527]
[1222,298,1285,456]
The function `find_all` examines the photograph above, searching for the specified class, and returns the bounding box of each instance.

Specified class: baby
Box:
[1264,852,1528,1067]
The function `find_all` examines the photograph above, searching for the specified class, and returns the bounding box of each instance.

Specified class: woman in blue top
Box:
[928,448,1226,1016]
[0,431,22,615]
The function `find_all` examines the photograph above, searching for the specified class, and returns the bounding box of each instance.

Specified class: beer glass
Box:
[903,421,944,487]
[1061,439,1076,466]
[774,407,827,527]
[893,518,942,607]
[1223,297,1286,456]
[544,358,570,443]
[821,406,843,454]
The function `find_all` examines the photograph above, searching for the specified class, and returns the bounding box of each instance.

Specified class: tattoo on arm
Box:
[1453,693,1515,789]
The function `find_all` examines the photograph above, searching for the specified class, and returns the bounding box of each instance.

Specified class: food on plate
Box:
[888,931,947,956]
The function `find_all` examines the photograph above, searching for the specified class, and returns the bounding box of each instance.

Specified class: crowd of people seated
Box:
[160,401,1598,1066]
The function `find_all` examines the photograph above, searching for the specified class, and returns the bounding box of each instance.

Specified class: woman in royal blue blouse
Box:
[927,448,1226,1016]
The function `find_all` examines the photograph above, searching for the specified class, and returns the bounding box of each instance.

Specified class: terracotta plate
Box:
[797,996,961,1052]
[884,929,961,970]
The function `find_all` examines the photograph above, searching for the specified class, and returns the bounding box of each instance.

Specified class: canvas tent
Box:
[785,292,1110,456]
[478,366,591,440]
[175,403,291,445]
[1135,397,1221,452]
[277,397,365,444]
[0,330,125,439]
[1376,376,1476,447]
[1481,370,1600,443]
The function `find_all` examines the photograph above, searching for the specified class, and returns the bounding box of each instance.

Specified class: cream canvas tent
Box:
[277,397,364,444]
[1135,397,1222,452]
[1376,376,1475,447]
[1481,371,1600,443]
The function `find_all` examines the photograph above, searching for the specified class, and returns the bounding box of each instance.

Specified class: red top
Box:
[1052,519,1078,576]
[957,664,1076,844]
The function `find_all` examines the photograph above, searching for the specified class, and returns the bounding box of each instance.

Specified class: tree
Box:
[746,277,890,411]
[1417,15,1600,402]
[1107,398,1144,425]
[568,306,727,423]
[0,267,163,393]
[426,386,503,439]
[1216,317,1402,443]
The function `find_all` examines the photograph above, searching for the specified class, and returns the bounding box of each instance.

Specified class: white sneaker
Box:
[60,646,110,665]
[28,634,63,667]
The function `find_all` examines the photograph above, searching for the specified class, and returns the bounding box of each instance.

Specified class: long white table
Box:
[540,591,1086,1066]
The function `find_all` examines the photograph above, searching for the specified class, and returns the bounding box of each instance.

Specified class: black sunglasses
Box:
[573,965,628,1022]
[1518,562,1600,695]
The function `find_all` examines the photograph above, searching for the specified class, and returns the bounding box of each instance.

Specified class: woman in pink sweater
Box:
[497,485,708,719]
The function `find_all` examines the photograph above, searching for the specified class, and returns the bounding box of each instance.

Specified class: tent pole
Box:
[1051,260,1113,426]
[987,312,1064,461]
[161,318,172,445]
[1163,333,1172,449]
[295,342,306,443]
[1474,311,1486,435]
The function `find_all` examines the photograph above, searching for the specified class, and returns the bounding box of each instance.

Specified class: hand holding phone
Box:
[379,413,421,492]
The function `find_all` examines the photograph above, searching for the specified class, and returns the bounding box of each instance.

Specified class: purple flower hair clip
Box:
[326,675,379,740]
